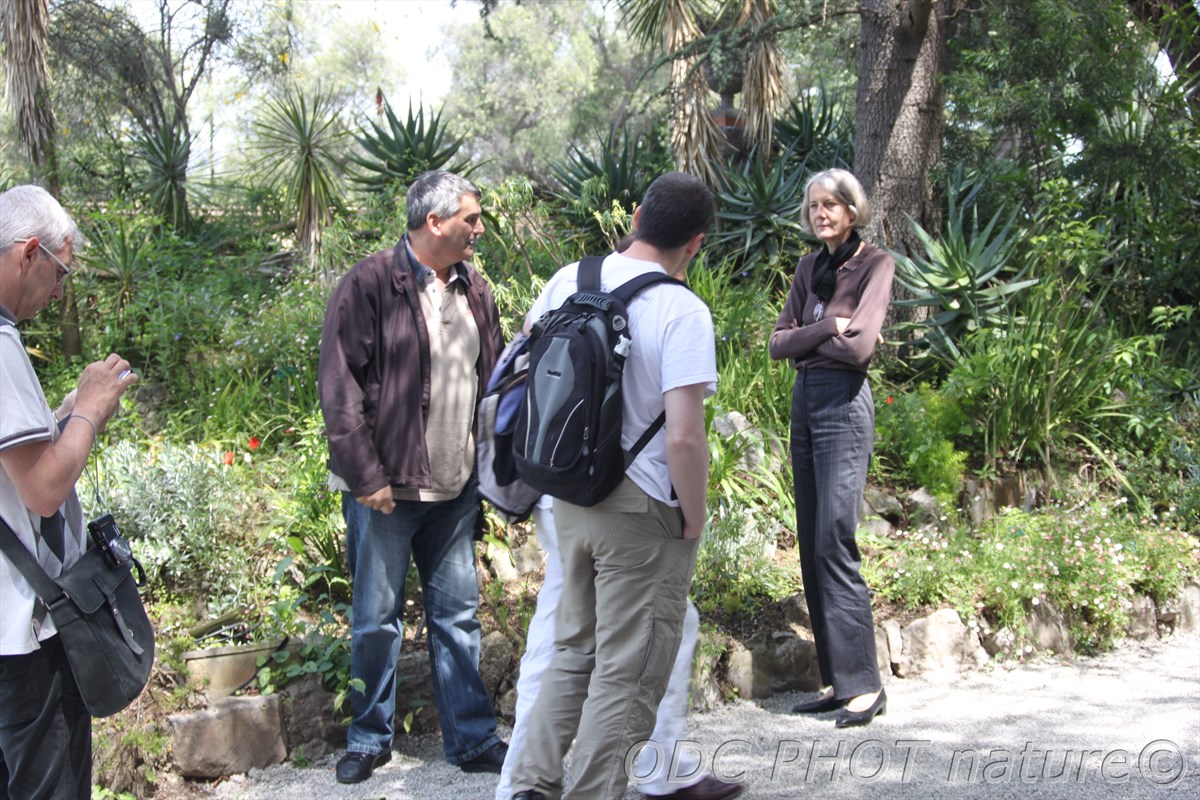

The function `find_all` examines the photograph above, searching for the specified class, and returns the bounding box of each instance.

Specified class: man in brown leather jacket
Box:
[318,170,506,785]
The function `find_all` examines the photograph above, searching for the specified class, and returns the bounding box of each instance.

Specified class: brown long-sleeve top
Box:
[768,241,895,373]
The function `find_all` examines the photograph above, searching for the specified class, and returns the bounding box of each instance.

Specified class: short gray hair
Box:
[405,170,479,231]
[800,168,872,234]
[0,184,81,256]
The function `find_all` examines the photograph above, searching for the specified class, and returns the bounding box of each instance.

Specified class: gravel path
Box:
[205,632,1199,800]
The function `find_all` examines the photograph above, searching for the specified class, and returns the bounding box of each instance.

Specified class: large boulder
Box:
[170,695,286,778]
[726,629,822,699]
[281,675,343,762]
[894,609,988,679]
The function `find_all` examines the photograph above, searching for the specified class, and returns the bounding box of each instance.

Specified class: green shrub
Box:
[86,440,272,612]
[869,496,1200,656]
[691,507,797,615]
[874,384,969,504]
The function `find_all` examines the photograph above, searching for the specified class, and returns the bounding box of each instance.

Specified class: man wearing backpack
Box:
[318,170,507,784]
[508,172,720,800]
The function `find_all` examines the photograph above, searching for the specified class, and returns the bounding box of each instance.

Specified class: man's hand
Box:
[682,516,706,540]
[357,486,395,514]
[74,353,138,431]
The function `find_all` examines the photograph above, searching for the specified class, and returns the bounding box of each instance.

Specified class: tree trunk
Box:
[854,0,948,255]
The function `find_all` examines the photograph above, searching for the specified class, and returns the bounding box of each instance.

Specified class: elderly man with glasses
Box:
[0,184,138,799]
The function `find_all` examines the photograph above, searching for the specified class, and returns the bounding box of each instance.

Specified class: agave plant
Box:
[547,128,664,250]
[348,100,470,194]
[890,168,1036,369]
[711,148,810,280]
[774,87,854,172]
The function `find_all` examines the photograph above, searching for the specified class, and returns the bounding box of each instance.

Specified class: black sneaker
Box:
[335,750,391,784]
[459,740,509,774]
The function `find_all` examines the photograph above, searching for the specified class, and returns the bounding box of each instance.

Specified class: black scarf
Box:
[810,230,861,304]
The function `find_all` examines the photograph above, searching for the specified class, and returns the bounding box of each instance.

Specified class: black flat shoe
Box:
[791,693,846,714]
[460,740,509,774]
[835,689,887,728]
[335,750,391,784]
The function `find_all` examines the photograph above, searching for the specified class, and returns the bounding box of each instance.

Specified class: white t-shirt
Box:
[527,253,717,505]
[0,320,87,655]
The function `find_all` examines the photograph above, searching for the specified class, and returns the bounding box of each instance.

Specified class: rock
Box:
[881,619,903,675]
[498,687,518,721]
[487,541,519,582]
[170,695,287,778]
[907,488,941,517]
[962,479,993,529]
[725,629,822,699]
[863,485,903,519]
[860,517,893,539]
[874,625,892,684]
[395,649,438,734]
[981,626,1017,658]
[896,609,988,680]
[480,630,515,703]
[1125,595,1158,640]
[780,593,811,629]
[281,675,343,762]
[689,628,725,713]
[711,411,751,438]
[511,536,545,576]
[1156,583,1200,635]
[1028,599,1071,655]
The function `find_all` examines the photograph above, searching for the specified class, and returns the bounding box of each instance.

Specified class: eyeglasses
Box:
[13,238,73,285]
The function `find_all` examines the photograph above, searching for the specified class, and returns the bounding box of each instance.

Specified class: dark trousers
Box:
[790,367,882,699]
[0,635,91,800]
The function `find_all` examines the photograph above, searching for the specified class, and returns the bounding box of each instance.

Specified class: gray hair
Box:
[405,170,479,231]
[0,184,81,256]
[800,168,872,234]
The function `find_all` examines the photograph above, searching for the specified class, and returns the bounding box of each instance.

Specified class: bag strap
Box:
[0,515,69,606]
[576,254,688,471]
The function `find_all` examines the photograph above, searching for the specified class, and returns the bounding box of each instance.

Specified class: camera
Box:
[88,514,133,569]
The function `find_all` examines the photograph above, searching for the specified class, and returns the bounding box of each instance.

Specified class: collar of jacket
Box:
[391,236,472,295]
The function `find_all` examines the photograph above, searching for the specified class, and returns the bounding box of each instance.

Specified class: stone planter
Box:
[182,639,299,699]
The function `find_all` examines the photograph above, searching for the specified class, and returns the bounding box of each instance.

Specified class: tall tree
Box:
[48,0,235,230]
[2,0,60,191]
[854,0,952,252]
[3,0,82,356]
[617,0,786,184]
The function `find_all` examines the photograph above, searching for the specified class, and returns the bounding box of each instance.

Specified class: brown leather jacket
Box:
[318,240,502,497]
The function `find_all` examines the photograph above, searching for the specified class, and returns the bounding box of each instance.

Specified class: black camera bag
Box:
[0,516,155,718]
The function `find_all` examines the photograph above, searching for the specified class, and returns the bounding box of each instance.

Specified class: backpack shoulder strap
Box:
[612,271,688,304]
[577,256,605,292]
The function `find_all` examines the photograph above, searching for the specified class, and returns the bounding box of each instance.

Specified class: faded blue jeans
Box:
[342,480,501,764]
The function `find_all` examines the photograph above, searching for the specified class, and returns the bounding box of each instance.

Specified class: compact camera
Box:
[88,513,134,569]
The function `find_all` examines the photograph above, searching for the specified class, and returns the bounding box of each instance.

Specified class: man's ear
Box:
[17,237,39,269]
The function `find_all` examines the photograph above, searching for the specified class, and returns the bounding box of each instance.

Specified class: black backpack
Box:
[512,256,686,506]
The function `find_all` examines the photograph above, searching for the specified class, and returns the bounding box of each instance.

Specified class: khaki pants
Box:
[509,479,699,800]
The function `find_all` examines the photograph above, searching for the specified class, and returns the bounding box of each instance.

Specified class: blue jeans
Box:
[342,481,500,763]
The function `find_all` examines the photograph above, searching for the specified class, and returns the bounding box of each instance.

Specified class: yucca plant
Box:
[890,168,1036,369]
[255,86,347,274]
[348,99,470,194]
[133,124,192,233]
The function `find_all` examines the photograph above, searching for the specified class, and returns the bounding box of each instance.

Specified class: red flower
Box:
[885,396,894,405]
[248,436,261,451]
[222,451,235,465]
